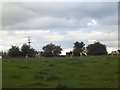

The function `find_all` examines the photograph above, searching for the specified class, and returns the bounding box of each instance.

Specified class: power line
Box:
[28,36,31,48]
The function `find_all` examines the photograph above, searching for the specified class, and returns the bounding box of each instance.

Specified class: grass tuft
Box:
[9,74,21,79]
[33,74,44,80]
[47,74,60,81]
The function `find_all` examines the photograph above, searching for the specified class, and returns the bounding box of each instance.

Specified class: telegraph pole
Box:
[28,37,31,48]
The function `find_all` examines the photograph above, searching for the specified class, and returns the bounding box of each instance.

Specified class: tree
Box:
[8,45,20,57]
[28,48,37,57]
[73,41,85,56]
[42,43,62,57]
[21,43,37,57]
[87,42,107,55]
[2,51,8,58]
[21,43,30,56]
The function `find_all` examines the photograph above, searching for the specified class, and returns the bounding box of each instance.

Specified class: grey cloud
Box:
[2,2,117,30]
[2,2,38,28]
[0,29,118,53]
[21,2,117,19]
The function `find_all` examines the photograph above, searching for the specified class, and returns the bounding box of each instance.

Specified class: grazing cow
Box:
[117,50,120,56]
[66,51,74,57]
[111,51,117,56]
[66,51,87,57]
[36,51,44,58]
[35,53,40,58]
[111,50,120,56]
[79,51,87,57]
[25,54,28,59]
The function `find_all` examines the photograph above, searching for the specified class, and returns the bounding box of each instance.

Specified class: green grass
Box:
[2,56,118,88]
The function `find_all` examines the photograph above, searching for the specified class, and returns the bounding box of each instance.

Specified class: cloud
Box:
[88,19,97,26]
[0,2,118,55]
[0,29,118,52]
[2,2,117,30]
[6,17,78,30]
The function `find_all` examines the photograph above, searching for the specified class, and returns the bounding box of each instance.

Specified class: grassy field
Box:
[2,56,118,88]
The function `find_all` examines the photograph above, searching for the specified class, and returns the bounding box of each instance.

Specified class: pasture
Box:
[2,56,118,88]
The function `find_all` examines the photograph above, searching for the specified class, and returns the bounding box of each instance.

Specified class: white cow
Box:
[0,56,2,59]
[25,54,28,59]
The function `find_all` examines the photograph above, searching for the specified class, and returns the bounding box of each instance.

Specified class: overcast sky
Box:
[0,1,119,54]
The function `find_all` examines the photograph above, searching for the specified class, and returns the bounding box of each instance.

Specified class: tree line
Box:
[2,41,108,57]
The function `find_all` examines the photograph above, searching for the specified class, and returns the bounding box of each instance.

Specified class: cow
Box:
[66,51,87,57]
[79,51,87,57]
[36,51,44,58]
[66,51,74,57]
[117,50,120,56]
[25,54,28,59]
[111,50,120,56]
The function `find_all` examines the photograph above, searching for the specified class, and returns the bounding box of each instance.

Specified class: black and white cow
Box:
[111,50,120,56]
[66,51,87,57]
[79,51,87,57]
[66,51,74,57]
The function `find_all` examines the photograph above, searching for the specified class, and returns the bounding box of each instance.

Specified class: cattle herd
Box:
[0,50,120,59]
[66,51,87,57]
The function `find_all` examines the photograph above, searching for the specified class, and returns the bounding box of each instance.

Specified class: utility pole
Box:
[28,37,31,48]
